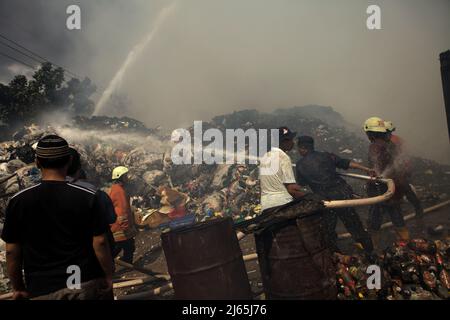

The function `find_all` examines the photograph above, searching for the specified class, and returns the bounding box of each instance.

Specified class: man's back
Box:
[67,177,117,225]
[368,139,396,174]
[296,151,351,198]
[1,181,107,297]
[259,148,296,211]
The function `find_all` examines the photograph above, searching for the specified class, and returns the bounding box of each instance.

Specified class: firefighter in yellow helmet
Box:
[364,117,410,251]
[363,117,386,133]
[112,166,129,180]
[109,166,137,263]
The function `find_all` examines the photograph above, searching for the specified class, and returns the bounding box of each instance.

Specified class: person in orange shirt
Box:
[364,117,410,248]
[385,121,424,219]
[109,166,137,264]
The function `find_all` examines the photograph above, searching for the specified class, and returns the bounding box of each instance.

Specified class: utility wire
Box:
[0,33,105,95]
[0,39,83,84]
[0,48,101,96]
[0,50,35,69]
[0,33,47,62]
[0,33,82,80]
[0,39,42,67]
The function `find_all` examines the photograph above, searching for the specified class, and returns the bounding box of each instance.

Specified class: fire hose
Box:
[3,196,448,301]
[237,172,449,257]
[338,199,450,239]
[323,173,395,209]
[236,199,450,267]
[237,173,395,241]
[0,173,445,300]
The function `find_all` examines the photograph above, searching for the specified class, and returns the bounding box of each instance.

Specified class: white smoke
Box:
[56,126,169,153]
[94,2,178,115]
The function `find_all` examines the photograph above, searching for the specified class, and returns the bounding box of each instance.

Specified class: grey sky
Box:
[0,0,449,163]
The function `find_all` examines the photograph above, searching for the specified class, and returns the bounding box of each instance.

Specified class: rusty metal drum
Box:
[255,214,336,300]
[161,217,252,299]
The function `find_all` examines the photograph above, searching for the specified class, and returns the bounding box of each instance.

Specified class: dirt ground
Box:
[113,228,263,299]
[113,200,450,300]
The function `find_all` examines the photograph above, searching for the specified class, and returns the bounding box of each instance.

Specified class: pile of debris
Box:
[71,116,159,135]
[1,107,449,227]
[0,238,7,293]
[0,119,261,226]
[212,107,450,197]
[1,106,449,298]
[335,239,450,300]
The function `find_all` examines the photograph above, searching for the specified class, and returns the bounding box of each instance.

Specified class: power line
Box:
[0,49,101,96]
[0,33,82,80]
[0,33,106,92]
[0,34,46,64]
[0,50,35,69]
[0,33,47,61]
[0,33,105,95]
[0,39,84,83]
[0,39,43,66]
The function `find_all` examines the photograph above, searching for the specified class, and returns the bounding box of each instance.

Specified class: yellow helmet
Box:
[384,120,396,132]
[112,166,129,180]
[363,117,387,133]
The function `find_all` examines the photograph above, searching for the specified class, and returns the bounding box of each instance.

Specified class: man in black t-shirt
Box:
[1,135,114,300]
[295,136,375,256]
[66,147,117,263]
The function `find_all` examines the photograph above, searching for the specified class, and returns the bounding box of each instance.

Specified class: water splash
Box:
[93,3,177,115]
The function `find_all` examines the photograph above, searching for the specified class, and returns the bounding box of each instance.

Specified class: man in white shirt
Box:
[260,127,305,212]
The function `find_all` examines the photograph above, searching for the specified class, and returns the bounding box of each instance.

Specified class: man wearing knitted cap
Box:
[1,135,114,300]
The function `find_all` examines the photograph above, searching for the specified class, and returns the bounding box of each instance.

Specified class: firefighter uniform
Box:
[386,122,424,218]
[363,117,410,245]
[366,139,409,240]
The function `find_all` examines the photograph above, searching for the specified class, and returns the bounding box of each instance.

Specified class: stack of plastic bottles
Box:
[335,239,450,300]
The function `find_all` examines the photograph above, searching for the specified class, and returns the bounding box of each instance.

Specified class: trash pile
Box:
[71,116,158,135]
[212,107,370,163]
[0,238,7,293]
[212,107,450,201]
[133,163,261,228]
[1,106,449,298]
[0,118,261,227]
[335,239,450,300]
[1,106,449,224]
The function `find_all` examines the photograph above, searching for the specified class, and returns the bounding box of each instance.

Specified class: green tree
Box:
[0,62,96,129]
[64,77,97,115]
